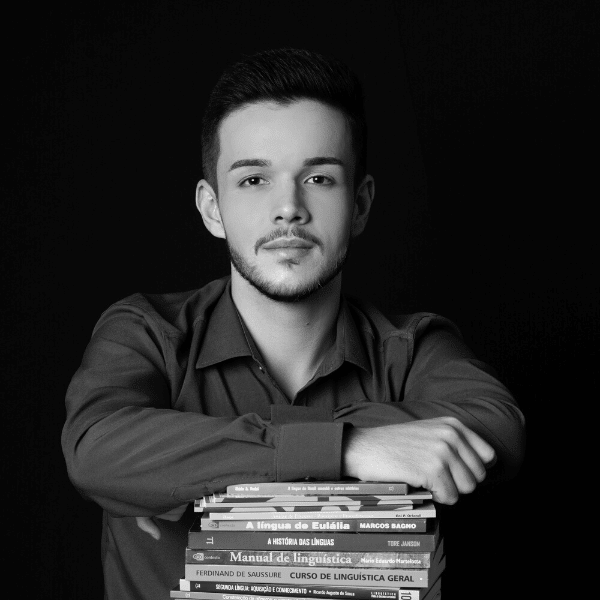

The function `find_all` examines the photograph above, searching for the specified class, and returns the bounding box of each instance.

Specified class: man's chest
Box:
[172,357,384,417]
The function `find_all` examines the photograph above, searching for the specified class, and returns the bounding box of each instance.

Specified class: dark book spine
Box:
[184,549,431,568]
[199,500,416,509]
[187,531,438,552]
[199,518,428,533]
[209,496,417,503]
[226,483,410,495]
[176,580,422,600]
[212,495,412,502]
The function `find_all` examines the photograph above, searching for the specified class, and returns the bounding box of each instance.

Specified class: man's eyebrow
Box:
[228,157,345,171]
[303,157,344,167]
[228,159,271,171]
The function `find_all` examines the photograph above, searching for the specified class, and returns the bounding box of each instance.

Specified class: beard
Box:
[226,234,350,303]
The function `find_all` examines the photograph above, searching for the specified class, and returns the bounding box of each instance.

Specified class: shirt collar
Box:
[315,297,371,377]
[195,281,253,368]
[196,282,370,375]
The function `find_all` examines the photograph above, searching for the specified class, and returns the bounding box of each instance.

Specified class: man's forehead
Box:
[217,99,353,169]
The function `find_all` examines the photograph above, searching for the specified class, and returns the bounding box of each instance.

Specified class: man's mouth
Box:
[261,237,314,250]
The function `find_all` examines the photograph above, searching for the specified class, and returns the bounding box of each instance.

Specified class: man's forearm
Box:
[341,417,496,504]
[335,394,525,484]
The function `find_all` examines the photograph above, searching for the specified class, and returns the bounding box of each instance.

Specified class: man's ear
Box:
[196,179,226,239]
[351,174,375,238]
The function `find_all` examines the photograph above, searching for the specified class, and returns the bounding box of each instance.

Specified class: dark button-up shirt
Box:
[62,277,525,600]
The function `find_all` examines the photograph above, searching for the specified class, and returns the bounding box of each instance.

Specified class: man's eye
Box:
[240,176,268,187]
[306,175,333,185]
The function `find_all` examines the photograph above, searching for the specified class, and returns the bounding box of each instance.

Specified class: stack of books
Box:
[172,481,444,600]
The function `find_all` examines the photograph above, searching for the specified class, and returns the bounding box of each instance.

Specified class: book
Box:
[225,482,412,495]
[183,561,445,588]
[207,494,432,503]
[188,522,440,552]
[200,518,428,532]
[185,549,432,568]
[202,503,436,521]
[198,501,420,512]
[212,494,422,501]
[198,495,430,508]
[174,581,433,599]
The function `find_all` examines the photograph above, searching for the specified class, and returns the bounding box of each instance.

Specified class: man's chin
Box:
[240,274,331,303]
[227,244,348,303]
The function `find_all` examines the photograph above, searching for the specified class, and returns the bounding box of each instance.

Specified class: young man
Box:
[62,49,525,600]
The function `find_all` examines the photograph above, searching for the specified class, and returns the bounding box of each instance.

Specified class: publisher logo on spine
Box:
[192,553,204,561]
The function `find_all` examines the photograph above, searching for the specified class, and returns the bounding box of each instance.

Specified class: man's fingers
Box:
[455,444,487,484]
[447,447,480,495]
[450,430,488,484]
[135,516,161,540]
[429,465,460,505]
[463,428,496,466]
[428,429,486,501]
[439,418,495,486]
[443,417,496,466]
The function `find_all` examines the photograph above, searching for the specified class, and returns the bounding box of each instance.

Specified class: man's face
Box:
[206,99,362,302]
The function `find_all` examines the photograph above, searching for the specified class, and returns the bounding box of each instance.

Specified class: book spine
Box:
[225,483,410,495]
[202,507,436,520]
[211,495,415,502]
[199,500,418,509]
[185,549,431,568]
[200,518,428,533]
[183,565,430,588]
[187,531,437,552]
[177,580,423,600]
[200,505,417,514]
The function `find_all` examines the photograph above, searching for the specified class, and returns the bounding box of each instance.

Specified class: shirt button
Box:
[258,366,264,372]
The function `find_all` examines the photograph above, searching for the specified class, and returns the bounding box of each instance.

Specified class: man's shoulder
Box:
[347,296,459,338]
[345,297,462,360]
[99,277,230,335]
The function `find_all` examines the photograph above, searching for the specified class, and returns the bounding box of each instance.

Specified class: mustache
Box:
[254,227,322,254]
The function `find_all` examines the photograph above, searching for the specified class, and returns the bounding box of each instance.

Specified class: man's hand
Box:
[135,503,189,540]
[342,417,496,505]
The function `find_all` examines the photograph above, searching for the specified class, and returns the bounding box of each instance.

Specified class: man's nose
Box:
[269,183,310,225]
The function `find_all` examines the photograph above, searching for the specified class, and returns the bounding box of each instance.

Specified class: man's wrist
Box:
[341,425,366,479]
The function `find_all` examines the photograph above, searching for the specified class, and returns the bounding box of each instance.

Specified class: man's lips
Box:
[261,237,314,250]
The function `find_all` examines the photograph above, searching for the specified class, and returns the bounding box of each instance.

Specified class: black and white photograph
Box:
[3,1,596,599]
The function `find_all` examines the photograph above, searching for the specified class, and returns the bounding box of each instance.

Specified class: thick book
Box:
[183,561,445,588]
[200,518,428,532]
[185,549,432,568]
[202,503,436,521]
[188,521,440,552]
[174,581,432,599]
[225,482,412,495]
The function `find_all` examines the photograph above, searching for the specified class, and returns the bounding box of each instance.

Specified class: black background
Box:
[3,1,597,598]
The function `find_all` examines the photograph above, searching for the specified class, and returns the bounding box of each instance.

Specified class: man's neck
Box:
[230,273,342,399]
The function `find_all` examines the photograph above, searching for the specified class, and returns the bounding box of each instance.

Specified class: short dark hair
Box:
[201,48,367,194]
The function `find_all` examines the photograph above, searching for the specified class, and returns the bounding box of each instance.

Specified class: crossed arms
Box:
[62,297,525,527]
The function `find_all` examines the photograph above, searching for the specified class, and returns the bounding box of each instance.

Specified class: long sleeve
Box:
[61,301,344,517]
[62,293,524,519]
[332,314,525,483]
